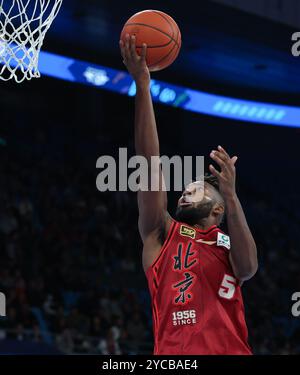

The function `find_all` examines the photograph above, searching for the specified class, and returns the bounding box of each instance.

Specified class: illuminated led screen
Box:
[3,49,300,128]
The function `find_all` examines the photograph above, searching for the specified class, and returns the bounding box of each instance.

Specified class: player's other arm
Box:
[209,146,258,282]
[224,194,258,281]
[120,35,170,243]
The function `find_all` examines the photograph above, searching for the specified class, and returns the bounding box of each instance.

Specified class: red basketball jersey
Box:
[145,219,252,355]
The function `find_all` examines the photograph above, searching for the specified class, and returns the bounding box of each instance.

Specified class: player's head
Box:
[175,174,225,226]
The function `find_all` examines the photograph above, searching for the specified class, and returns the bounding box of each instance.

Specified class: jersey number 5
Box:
[218,274,236,299]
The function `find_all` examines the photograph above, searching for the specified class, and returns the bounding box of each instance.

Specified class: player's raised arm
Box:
[119,34,170,243]
[209,146,258,281]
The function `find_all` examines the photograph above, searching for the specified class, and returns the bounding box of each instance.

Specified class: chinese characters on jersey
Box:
[172,242,198,305]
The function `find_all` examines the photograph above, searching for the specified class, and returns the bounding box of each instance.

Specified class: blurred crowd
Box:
[0,127,300,354]
[0,134,151,354]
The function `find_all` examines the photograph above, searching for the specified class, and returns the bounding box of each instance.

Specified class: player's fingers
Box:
[130,35,138,59]
[231,156,238,165]
[124,34,131,60]
[210,151,227,170]
[119,40,126,62]
[209,164,221,178]
[140,43,147,61]
[212,150,235,174]
[213,149,229,162]
[217,145,230,159]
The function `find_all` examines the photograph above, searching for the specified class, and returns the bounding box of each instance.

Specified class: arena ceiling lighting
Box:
[6,49,300,128]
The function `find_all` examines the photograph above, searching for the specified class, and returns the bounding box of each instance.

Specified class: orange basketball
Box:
[120,10,181,72]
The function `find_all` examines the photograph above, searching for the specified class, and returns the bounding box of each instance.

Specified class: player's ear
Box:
[212,203,225,217]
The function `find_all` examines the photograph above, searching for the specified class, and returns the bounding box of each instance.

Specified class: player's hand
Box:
[119,34,150,87]
[209,145,238,200]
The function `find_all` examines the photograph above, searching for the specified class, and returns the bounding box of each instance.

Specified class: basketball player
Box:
[120,34,258,355]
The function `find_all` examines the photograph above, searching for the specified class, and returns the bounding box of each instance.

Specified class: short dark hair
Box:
[204,173,220,192]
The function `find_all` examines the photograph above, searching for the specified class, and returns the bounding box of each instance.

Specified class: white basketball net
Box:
[0,0,63,83]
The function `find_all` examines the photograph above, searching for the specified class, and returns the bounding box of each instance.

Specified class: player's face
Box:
[175,181,214,225]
